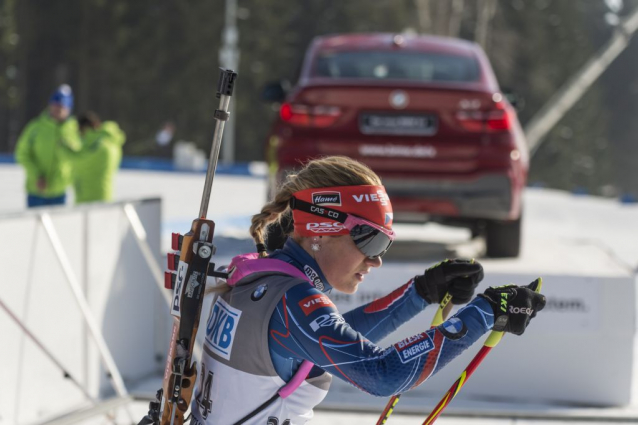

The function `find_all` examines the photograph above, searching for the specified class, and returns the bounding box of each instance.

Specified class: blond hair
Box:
[250,156,381,257]
[206,156,381,295]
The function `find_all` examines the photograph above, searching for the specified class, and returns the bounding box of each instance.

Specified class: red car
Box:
[262,33,528,257]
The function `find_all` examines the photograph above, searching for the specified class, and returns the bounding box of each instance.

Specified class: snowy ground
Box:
[48,397,638,425]
[2,164,638,424]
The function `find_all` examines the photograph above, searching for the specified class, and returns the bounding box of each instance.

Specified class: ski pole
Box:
[421,278,543,425]
[376,292,453,425]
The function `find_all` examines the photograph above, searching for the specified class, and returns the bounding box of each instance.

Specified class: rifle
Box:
[139,68,237,425]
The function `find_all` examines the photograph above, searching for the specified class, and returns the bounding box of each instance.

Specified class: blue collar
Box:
[269,238,332,293]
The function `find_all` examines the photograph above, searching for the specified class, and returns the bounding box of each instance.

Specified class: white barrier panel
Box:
[323,260,637,410]
[0,199,169,425]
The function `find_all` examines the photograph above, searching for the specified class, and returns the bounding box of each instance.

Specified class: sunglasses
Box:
[290,197,395,259]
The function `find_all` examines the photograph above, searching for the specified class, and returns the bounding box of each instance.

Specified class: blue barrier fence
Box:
[0,153,261,177]
[3,153,635,202]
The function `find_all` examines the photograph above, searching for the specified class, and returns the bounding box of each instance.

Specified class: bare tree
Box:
[415,0,465,37]
[448,0,465,37]
[415,0,433,34]
[433,0,451,35]
[475,0,497,51]
[77,1,91,112]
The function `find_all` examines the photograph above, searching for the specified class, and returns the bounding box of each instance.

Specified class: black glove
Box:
[414,259,484,305]
[478,279,546,336]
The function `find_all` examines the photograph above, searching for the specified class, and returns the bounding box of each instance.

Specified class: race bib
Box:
[205,298,242,360]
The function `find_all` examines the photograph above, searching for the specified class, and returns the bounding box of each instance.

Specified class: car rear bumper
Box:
[381,173,517,222]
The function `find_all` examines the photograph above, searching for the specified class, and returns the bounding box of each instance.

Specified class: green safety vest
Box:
[14,111,82,197]
[72,121,126,203]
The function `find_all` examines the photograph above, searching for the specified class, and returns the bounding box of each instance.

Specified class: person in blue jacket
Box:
[191,155,546,425]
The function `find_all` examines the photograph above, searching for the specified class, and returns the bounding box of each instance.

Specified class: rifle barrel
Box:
[199,93,231,218]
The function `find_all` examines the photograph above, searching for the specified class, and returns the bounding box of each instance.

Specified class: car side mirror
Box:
[261,81,289,103]
[501,89,525,112]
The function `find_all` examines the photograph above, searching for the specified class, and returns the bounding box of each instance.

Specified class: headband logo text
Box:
[310,205,340,219]
[352,190,389,206]
[312,192,342,206]
[306,222,345,233]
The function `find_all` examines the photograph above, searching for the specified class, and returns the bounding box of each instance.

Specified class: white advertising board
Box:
[324,264,636,410]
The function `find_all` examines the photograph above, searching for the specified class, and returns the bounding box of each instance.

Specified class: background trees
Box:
[1,0,636,197]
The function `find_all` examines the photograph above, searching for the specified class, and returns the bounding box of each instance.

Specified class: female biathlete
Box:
[191,156,546,425]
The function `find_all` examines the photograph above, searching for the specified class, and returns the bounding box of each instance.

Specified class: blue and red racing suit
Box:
[267,238,494,396]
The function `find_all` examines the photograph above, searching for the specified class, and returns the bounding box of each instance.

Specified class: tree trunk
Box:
[475,0,497,51]
[415,0,432,34]
[13,0,29,150]
[77,1,91,113]
[448,0,465,38]
[433,0,451,36]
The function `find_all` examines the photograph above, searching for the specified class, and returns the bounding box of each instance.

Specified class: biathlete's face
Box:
[307,234,382,294]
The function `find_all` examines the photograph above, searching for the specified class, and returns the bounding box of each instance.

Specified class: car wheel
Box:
[265,211,293,251]
[485,216,521,258]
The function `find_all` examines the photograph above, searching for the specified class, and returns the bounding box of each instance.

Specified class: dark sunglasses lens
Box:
[350,224,393,258]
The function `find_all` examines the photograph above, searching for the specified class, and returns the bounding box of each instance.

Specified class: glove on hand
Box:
[414,259,484,305]
[478,279,546,336]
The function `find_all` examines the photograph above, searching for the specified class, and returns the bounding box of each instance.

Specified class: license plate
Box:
[359,113,437,136]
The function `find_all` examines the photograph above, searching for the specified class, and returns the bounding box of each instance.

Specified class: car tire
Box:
[485,216,521,258]
[265,211,293,252]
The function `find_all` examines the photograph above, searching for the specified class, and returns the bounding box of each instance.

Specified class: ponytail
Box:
[250,186,294,258]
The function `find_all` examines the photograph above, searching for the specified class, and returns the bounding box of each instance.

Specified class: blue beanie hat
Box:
[49,84,74,110]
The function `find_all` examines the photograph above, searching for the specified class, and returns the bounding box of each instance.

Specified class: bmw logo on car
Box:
[389,90,409,109]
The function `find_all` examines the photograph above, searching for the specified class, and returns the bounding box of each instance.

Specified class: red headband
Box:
[291,185,393,237]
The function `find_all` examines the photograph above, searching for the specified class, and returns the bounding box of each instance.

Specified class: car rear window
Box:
[313,50,480,82]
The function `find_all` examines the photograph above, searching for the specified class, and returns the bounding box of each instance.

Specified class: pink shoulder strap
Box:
[226,253,309,287]
[278,360,314,398]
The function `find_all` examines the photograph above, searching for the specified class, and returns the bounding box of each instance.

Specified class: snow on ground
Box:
[59,398,638,425]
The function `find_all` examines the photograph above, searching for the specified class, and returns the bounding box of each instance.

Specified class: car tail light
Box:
[280,103,341,127]
[456,101,513,133]
[486,101,512,131]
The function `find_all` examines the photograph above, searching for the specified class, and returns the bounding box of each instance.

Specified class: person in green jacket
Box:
[14,84,82,207]
[73,111,126,203]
